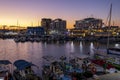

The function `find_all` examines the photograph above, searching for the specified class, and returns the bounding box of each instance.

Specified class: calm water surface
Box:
[0,39,120,75]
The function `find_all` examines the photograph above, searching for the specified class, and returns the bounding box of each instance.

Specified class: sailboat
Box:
[93,4,120,70]
[94,4,120,56]
[106,4,120,56]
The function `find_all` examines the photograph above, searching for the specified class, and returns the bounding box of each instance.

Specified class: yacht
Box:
[0,60,13,80]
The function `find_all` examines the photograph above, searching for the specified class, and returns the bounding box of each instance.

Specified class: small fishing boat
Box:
[42,55,88,80]
[0,60,13,80]
[13,59,41,80]
[107,48,120,56]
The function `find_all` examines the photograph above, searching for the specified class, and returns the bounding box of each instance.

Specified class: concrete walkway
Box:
[88,71,120,80]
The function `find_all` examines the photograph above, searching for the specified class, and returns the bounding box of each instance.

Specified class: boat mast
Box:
[107,4,112,49]
[108,4,112,28]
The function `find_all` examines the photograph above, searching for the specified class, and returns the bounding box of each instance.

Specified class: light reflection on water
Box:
[80,42,83,54]
[90,42,94,57]
[0,39,119,75]
[115,44,120,48]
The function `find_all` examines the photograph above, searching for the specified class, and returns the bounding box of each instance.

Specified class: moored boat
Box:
[93,4,120,70]
[107,48,120,55]
[13,59,41,80]
[42,55,93,80]
[0,60,13,80]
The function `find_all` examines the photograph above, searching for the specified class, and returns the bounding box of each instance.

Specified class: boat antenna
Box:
[38,21,39,26]
[107,3,112,49]
[17,20,20,31]
[17,20,18,26]
[31,22,33,27]
[113,21,114,26]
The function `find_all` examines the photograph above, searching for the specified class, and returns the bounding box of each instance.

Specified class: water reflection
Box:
[115,44,120,48]
[90,42,94,57]
[90,42,94,53]
[15,43,20,60]
[70,41,74,53]
[80,42,83,54]
[0,39,119,75]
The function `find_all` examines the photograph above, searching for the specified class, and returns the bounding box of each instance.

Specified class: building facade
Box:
[41,18,52,35]
[75,18,103,29]
[50,18,66,35]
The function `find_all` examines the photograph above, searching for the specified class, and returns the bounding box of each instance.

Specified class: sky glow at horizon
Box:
[0,0,120,29]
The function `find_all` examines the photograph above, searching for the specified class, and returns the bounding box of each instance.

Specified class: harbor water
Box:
[0,39,120,76]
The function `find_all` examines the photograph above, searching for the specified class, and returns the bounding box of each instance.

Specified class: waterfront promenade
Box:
[88,71,120,80]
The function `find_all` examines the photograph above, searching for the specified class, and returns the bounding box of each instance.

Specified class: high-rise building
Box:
[50,18,66,35]
[75,18,103,29]
[41,18,52,34]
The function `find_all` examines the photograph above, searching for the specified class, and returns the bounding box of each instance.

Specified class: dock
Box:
[88,71,120,80]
